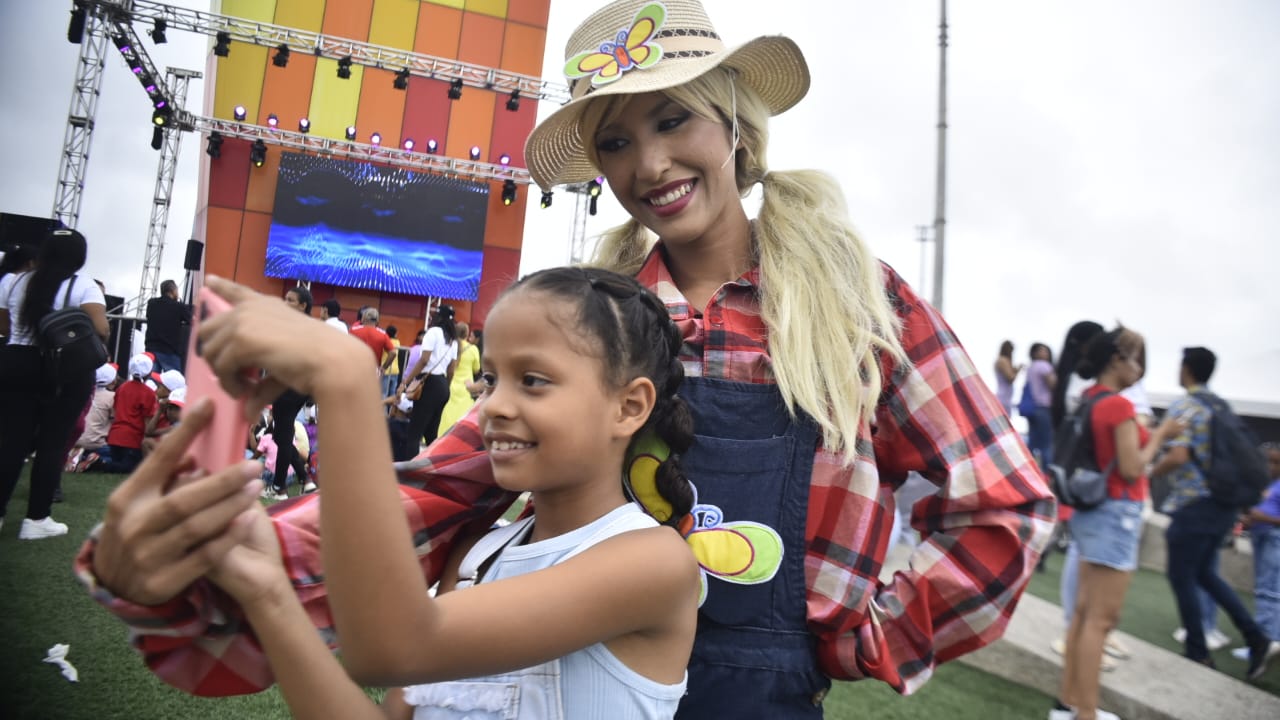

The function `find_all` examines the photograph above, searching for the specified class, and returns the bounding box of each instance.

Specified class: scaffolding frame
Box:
[53,5,110,228]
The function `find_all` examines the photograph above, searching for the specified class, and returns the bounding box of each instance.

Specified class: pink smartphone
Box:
[185,287,251,474]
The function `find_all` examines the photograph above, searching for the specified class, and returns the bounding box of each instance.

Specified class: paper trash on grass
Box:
[43,643,78,682]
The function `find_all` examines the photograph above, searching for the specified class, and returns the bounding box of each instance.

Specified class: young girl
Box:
[186,268,699,718]
[101,353,159,474]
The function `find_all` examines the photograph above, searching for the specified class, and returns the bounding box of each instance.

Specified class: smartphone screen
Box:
[184,287,251,474]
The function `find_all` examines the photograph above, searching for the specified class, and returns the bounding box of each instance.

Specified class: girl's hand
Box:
[1156,415,1188,440]
[201,276,369,418]
[93,398,264,605]
[206,501,292,611]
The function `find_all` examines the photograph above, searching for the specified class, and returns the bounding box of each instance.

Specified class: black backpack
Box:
[1187,391,1268,510]
[1047,390,1114,509]
[36,274,108,383]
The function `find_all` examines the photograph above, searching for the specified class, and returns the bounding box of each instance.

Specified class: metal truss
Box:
[89,0,572,104]
[129,66,202,319]
[53,5,110,228]
[566,182,594,264]
[193,115,532,185]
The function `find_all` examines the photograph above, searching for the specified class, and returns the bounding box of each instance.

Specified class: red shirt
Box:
[106,380,158,449]
[1084,384,1149,502]
[349,325,395,367]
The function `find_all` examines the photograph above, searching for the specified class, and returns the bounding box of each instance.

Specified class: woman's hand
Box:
[93,398,264,605]
[1155,415,1188,441]
[201,276,369,417]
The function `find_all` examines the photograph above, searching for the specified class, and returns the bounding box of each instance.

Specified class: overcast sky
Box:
[2,1,1277,406]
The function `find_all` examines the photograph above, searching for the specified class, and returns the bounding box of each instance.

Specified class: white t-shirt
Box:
[420,326,458,376]
[324,316,348,334]
[1,272,105,346]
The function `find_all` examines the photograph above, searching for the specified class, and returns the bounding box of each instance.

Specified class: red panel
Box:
[458,12,504,68]
[235,211,279,297]
[204,207,245,280]
[381,292,425,319]
[489,93,537,168]
[333,287,381,323]
[354,68,408,147]
[402,76,453,148]
[474,246,521,325]
[482,179,527,250]
[207,138,252,209]
[505,0,550,29]
[321,0,375,42]
[415,4,463,59]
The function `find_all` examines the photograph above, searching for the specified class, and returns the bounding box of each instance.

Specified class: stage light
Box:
[337,56,353,79]
[272,44,290,68]
[267,113,279,129]
[506,89,520,112]
[152,108,171,126]
[402,138,415,151]
[469,146,481,161]
[588,177,603,197]
[393,68,410,90]
[111,34,130,52]
[498,153,511,166]
[540,191,553,209]
[250,139,267,167]
[448,78,463,100]
[213,31,231,58]
[206,131,223,158]
[370,132,382,146]
[426,139,438,154]
[298,117,310,133]
[345,126,357,141]
[151,126,164,150]
[150,18,167,44]
[233,105,246,121]
[68,7,86,44]
[502,180,517,206]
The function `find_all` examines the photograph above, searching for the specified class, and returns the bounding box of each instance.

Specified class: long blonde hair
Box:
[581,67,907,464]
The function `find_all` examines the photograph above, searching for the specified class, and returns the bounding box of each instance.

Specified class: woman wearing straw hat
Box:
[79,1,1054,716]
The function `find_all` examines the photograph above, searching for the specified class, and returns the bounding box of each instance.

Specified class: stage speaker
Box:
[183,239,204,271]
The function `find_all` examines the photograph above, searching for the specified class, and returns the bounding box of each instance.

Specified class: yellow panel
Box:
[427,0,465,9]
[211,43,269,121]
[369,0,419,52]
[275,0,326,32]
[465,0,507,18]
[222,0,278,23]
[308,59,365,141]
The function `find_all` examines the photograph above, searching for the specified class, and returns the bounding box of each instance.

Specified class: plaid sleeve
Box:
[72,406,516,696]
[810,265,1056,693]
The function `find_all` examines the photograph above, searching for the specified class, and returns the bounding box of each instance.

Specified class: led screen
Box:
[265,152,488,300]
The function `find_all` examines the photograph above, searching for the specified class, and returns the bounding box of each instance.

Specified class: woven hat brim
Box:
[526,34,810,191]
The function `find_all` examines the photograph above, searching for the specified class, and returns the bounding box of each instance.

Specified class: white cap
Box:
[167,387,187,408]
[95,363,118,387]
[159,369,186,391]
[128,353,154,379]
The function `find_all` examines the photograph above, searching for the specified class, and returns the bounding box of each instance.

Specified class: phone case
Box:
[185,287,251,474]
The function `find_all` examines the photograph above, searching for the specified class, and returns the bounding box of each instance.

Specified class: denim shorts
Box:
[1068,498,1143,572]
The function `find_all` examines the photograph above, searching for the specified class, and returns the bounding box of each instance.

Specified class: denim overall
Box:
[676,377,831,718]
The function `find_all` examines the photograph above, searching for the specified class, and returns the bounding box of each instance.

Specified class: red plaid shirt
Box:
[75,248,1054,696]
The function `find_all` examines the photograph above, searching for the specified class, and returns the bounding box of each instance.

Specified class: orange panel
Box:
[334,288,382,323]
[381,293,425,319]
[474,246,520,325]
[244,144,282,214]
[499,21,545,76]
[415,4,463,58]
[481,179,527,250]
[505,0,549,28]
[204,207,245,280]
[444,91,495,160]
[259,52,318,134]
[458,12,504,68]
[207,137,252,209]
[380,315,418,341]
[489,93,536,168]
[321,0,375,42]
[354,68,408,147]
[235,212,278,297]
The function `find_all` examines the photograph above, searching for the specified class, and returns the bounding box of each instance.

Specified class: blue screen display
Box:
[265,152,488,300]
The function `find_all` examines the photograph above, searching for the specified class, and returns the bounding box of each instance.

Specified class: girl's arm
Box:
[1114,414,1183,482]
[82,301,109,341]
[995,357,1017,383]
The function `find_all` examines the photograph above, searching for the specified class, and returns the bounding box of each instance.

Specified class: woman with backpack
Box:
[0,228,108,539]
[1053,327,1183,720]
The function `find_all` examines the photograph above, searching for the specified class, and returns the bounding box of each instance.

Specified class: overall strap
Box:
[454,516,535,589]
[560,505,656,563]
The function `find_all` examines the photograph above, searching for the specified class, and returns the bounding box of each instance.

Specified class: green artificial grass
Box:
[3,468,1054,719]
[1025,542,1280,696]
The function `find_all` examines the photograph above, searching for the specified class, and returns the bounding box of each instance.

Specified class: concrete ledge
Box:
[956,593,1280,720]
[1139,512,1254,593]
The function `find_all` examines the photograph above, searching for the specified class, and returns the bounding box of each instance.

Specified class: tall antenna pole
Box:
[931,0,949,312]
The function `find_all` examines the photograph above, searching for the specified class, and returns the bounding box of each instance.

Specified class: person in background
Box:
[266,286,314,502]
[1234,443,1280,661]
[437,321,484,436]
[349,308,396,377]
[144,279,191,373]
[101,353,159,475]
[1025,342,1057,467]
[320,298,347,334]
[994,340,1022,416]
[382,325,401,398]
[69,362,119,472]
[398,305,457,458]
[0,228,108,538]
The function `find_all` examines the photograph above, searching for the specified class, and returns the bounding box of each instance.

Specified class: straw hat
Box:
[526,0,810,190]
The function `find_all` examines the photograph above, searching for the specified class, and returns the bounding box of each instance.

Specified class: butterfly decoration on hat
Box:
[626,432,783,606]
[565,2,667,88]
